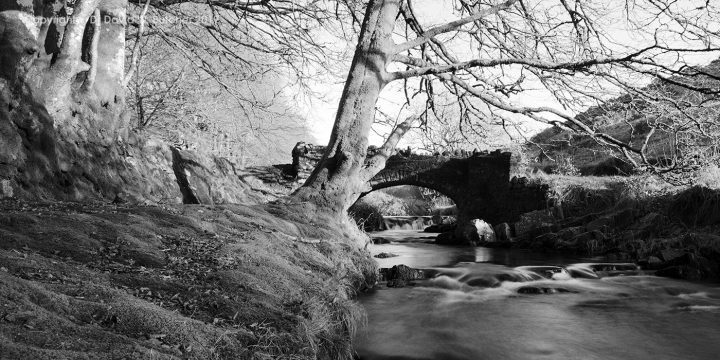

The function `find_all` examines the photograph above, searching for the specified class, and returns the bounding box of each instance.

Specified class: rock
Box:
[558,213,595,228]
[557,226,584,240]
[611,208,639,229]
[372,237,391,244]
[517,286,577,295]
[379,265,427,288]
[555,239,578,250]
[566,267,600,279]
[586,216,613,232]
[590,230,606,241]
[424,223,456,233]
[660,249,686,263]
[639,256,663,269]
[513,210,556,238]
[374,252,398,259]
[588,263,640,275]
[648,256,662,266]
[659,252,715,278]
[571,232,600,253]
[455,219,496,245]
[494,223,512,242]
[435,231,455,245]
[520,266,569,279]
[431,215,443,225]
[619,230,637,242]
[605,252,631,262]
[628,212,666,239]
[656,266,704,280]
[531,232,559,249]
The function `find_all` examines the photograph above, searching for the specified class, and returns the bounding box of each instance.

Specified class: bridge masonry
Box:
[288,142,550,244]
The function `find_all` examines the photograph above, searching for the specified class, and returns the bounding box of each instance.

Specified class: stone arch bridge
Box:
[289,143,550,226]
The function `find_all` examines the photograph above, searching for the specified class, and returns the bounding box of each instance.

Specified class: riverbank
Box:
[0,200,376,359]
[478,178,720,281]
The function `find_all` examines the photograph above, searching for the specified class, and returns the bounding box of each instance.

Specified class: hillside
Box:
[525,60,720,178]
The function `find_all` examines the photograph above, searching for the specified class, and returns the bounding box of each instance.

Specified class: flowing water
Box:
[356,230,720,360]
[382,216,455,231]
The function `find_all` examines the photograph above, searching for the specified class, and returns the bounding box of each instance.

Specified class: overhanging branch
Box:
[361,115,419,180]
[393,0,517,54]
[389,46,657,80]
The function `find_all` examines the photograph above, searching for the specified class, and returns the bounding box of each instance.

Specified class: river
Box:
[355,230,720,360]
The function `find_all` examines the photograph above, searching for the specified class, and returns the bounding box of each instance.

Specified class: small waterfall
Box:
[566,263,641,278]
[421,262,643,291]
[382,216,436,230]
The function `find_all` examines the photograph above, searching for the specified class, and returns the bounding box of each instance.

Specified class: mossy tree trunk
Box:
[1,0,127,128]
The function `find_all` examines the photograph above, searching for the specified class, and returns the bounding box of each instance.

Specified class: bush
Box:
[695,164,720,189]
[348,200,385,232]
[668,186,720,227]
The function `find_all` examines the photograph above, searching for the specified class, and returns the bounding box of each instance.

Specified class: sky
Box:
[296,0,720,149]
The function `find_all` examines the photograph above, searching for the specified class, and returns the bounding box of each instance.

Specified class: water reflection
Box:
[369,230,594,268]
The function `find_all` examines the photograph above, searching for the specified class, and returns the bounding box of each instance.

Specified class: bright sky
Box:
[298,0,719,148]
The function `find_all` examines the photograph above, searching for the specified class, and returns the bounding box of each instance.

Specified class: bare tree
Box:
[290,0,720,214]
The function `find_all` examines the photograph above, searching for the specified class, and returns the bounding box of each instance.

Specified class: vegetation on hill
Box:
[126,32,314,167]
[525,60,720,182]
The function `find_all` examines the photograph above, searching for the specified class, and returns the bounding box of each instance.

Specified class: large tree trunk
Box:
[0,0,133,200]
[291,0,400,214]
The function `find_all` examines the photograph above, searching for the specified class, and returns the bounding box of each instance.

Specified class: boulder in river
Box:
[494,222,513,243]
[435,231,455,245]
[372,237,391,244]
[517,286,577,295]
[379,265,427,288]
[455,219,496,245]
[424,222,456,233]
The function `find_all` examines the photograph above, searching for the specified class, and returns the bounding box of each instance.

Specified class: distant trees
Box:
[0,0,332,163]
[291,0,720,213]
[125,25,313,165]
[120,0,346,164]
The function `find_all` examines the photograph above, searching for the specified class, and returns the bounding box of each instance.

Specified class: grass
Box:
[0,200,377,359]
[513,172,720,275]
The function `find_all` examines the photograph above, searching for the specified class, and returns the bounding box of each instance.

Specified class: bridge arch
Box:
[288,143,551,244]
[361,179,461,207]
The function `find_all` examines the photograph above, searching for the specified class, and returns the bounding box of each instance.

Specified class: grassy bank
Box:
[510,174,720,280]
[0,200,376,359]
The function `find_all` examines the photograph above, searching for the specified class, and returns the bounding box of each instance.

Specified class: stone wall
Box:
[290,142,326,182]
